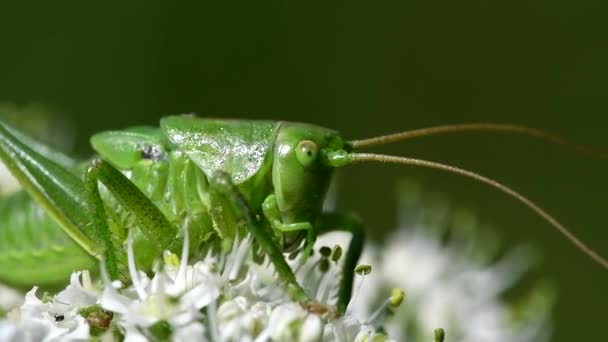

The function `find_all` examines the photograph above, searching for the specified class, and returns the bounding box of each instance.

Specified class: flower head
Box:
[0,180,553,341]
[1,225,398,341]
[343,180,554,342]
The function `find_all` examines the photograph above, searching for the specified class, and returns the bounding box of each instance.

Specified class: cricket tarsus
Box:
[349,123,608,159]
[349,152,608,270]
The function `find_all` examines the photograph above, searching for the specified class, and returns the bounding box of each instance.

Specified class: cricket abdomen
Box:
[0,191,97,288]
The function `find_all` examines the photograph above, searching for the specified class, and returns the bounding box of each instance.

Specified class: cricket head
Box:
[272,123,345,224]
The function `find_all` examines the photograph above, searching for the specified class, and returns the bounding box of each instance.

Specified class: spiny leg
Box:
[208,170,309,303]
[85,158,177,280]
[317,212,365,315]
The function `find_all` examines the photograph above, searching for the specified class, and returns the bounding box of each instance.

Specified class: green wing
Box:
[0,121,97,257]
[161,116,278,184]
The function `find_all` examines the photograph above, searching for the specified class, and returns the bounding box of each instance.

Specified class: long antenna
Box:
[349,152,608,270]
[349,123,608,159]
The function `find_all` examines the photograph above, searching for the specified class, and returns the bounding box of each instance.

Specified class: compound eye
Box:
[295,140,319,167]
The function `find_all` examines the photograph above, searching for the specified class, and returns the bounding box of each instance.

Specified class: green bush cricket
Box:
[0,115,606,315]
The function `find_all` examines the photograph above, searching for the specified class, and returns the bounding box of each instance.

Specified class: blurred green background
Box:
[0,1,606,340]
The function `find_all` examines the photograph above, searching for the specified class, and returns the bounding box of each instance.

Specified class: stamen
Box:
[365,288,405,325]
[354,264,372,275]
[221,232,241,280]
[315,265,336,304]
[127,231,147,300]
[174,220,190,292]
[314,248,337,302]
[330,245,343,263]
[292,240,309,274]
[319,246,331,258]
[312,245,343,304]
[390,288,405,307]
[319,259,330,273]
[206,299,220,342]
[345,264,373,314]
[302,258,324,290]
[99,257,131,313]
[81,270,93,291]
[434,328,446,342]
[163,251,180,267]
[225,233,253,282]
[234,235,254,280]
[99,253,115,287]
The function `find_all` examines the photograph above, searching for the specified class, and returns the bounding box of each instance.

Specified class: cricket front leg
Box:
[316,212,365,315]
[207,170,310,303]
[261,194,315,261]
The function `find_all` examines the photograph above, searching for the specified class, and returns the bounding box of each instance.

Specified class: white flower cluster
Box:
[345,229,552,342]
[0,230,397,342]
[0,180,554,342]
[345,181,554,342]
[0,273,93,341]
